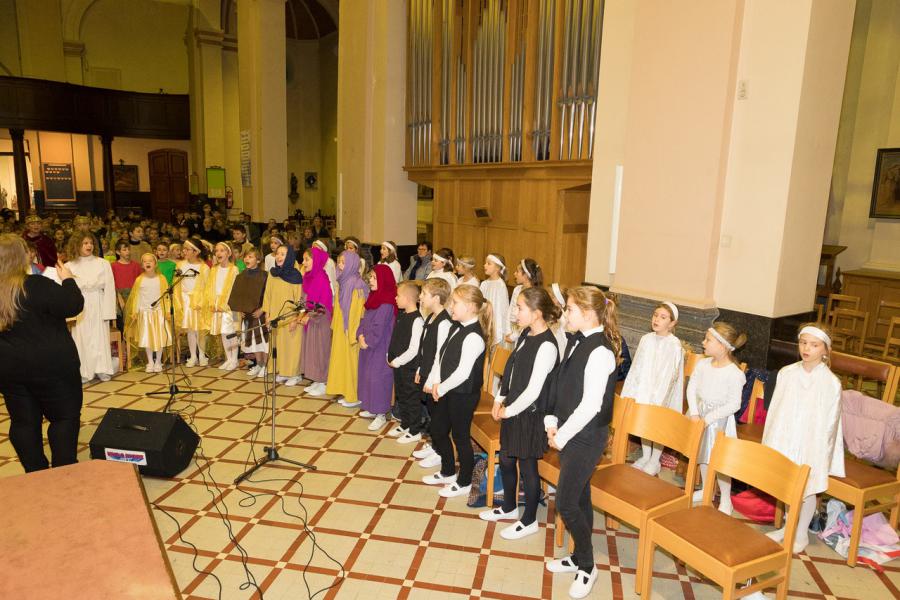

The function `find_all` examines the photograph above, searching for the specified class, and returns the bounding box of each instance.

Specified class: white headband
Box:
[520,259,531,278]
[799,326,832,348]
[457,258,474,268]
[345,238,359,249]
[487,254,506,271]
[551,283,565,306]
[382,241,396,253]
[663,301,679,321]
[313,240,328,252]
[432,253,448,263]
[708,327,735,352]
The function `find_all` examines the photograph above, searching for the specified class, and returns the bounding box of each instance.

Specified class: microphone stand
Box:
[234,303,317,484]
[146,269,211,412]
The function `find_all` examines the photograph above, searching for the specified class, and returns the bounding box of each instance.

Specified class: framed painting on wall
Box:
[870,147,900,219]
[113,164,139,192]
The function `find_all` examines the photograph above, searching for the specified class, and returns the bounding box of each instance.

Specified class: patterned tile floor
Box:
[0,367,897,599]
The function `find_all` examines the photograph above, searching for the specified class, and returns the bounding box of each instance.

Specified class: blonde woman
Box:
[0,234,84,472]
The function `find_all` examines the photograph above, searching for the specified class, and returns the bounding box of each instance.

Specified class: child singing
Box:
[205,242,240,371]
[329,251,369,408]
[174,238,210,367]
[479,253,510,347]
[356,264,397,429]
[125,253,171,373]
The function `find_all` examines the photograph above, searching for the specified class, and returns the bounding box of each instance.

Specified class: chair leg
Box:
[639,540,655,597]
[486,449,496,508]
[567,532,575,554]
[555,512,564,548]
[634,531,645,594]
[774,501,784,529]
[847,501,864,567]
[606,515,620,530]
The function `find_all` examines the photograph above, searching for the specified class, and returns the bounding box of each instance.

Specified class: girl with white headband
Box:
[263,234,284,272]
[622,301,685,476]
[479,253,510,347]
[507,258,543,345]
[426,247,458,291]
[204,242,240,371]
[174,238,211,367]
[379,240,402,283]
[124,253,170,373]
[761,322,843,555]
[686,321,747,515]
[549,283,569,357]
[454,255,479,287]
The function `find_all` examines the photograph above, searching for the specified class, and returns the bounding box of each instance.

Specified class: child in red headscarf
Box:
[355,264,397,430]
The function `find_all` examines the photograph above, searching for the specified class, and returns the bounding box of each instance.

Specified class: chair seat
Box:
[471,414,501,438]
[736,423,764,443]
[654,506,783,567]
[592,464,683,511]
[833,459,896,489]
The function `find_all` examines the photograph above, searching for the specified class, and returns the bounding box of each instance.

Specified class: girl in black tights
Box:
[480,287,560,539]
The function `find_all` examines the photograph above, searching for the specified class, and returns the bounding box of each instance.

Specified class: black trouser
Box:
[393,365,421,434]
[499,454,540,525]
[0,371,83,472]
[429,389,479,486]
[556,427,607,571]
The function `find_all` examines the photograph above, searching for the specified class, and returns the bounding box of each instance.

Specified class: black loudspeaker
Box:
[89,408,200,477]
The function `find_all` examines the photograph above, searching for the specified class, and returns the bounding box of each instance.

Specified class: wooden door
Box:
[148,149,189,221]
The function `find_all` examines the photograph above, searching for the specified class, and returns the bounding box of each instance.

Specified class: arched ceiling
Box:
[221,0,337,39]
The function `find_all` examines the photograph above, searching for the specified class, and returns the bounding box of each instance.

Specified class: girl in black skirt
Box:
[481,287,561,539]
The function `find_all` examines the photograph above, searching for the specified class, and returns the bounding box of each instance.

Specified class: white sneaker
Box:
[641,460,662,477]
[569,567,598,599]
[218,360,230,370]
[387,426,406,438]
[632,456,649,471]
[692,489,704,503]
[501,520,539,540]
[339,399,361,408]
[247,364,261,377]
[397,432,422,445]
[417,454,442,469]
[224,360,238,371]
[145,363,155,373]
[438,483,471,498]
[275,375,289,383]
[304,382,327,396]
[368,414,387,431]
[97,373,111,382]
[546,556,579,573]
[413,444,436,459]
[153,362,163,373]
[422,471,456,485]
[359,410,376,418]
[198,355,209,367]
[256,367,267,379]
[285,376,301,386]
[185,357,197,367]
[479,507,518,522]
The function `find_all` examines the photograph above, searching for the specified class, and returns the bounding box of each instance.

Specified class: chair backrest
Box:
[831,351,895,402]
[707,434,810,546]
[684,350,703,378]
[744,378,765,423]
[874,301,900,338]
[604,395,633,460]
[614,401,703,493]
[831,308,869,352]
[884,317,900,361]
[826,293,861,323]
[482,345,512,391]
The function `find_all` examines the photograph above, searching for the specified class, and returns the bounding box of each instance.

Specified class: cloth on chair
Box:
[819,499,900,570]
[841,390,900,470]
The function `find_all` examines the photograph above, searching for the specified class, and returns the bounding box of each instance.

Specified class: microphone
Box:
[175,268,199,278]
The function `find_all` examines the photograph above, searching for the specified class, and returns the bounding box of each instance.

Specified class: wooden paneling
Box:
[843,269,900,339]
[407,161,592,287]
[0,76,190,139]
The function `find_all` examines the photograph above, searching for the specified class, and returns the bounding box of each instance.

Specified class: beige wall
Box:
[319,33,339,216]
[0,0,20,76]
[287,39,323,214]
[827,0,900,273]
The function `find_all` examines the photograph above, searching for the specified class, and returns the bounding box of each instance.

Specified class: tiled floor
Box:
[0,367,897,599]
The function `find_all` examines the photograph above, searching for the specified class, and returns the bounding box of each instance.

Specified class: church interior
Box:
[1,0,900,599]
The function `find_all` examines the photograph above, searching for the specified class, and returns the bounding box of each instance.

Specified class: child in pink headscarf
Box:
[298,246,334,396]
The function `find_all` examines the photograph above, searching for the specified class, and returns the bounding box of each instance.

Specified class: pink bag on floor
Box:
[732,489,776,523]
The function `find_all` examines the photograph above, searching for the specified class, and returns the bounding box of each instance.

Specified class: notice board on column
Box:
[42,163,76,202]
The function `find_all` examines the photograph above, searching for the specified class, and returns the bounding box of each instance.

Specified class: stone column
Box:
[9,128,31,220]
[188,28,227,197]
[237,0,289,221]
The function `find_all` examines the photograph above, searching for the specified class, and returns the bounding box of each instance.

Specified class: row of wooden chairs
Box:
[822,294,900,366]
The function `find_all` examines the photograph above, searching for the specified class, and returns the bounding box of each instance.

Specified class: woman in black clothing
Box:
[481,287,560,541]
[0,234,85,472]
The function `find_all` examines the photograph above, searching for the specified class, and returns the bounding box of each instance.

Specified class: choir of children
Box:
[28,207,850,598]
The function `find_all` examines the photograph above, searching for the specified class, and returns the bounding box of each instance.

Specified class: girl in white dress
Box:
[125,253,171,373]
[762,323,844,554]
[506,258,543,344]
[174,238,210,367]
[426,247,458,291]
[380,241,403,283]
[622,302,685,476]
[66,234,116,383]
[205,242,240,370]
[479,253,510,347]
[686,322,747,515]
[455,255,480,287]
[550,283,570,357]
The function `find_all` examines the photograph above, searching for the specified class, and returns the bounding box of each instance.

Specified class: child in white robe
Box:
[506,258,543,344]
[66,234,116,383]
[174,238,210,367]
[687,322,747,515]
[479,253,510,348]
[125,254,171,373]
[455,255,480,287]
[762,323,844,554]
[622,301,685,476]
[426,247,458,291]
[206,242,240,370]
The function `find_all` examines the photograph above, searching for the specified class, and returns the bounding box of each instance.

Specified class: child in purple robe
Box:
[357,264,397,430]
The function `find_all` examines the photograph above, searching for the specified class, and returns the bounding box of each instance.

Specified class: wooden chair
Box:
[469,345,513,508]
[826,293,861,324]
[830,308,869,355]
[588,402,704,592]
[735,378,767,443]
[882,316,900,368]
[864,301,900,358]
[640,434,810,600]
[475,346,511,414]
[539,396,633,550]
[831,350,896,403]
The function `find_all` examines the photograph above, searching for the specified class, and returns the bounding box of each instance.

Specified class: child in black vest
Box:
[387,281,425,443]
[412,278,452,468]
[544,286,621,600]
[481,287,560,541]
[422,284,493,498]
